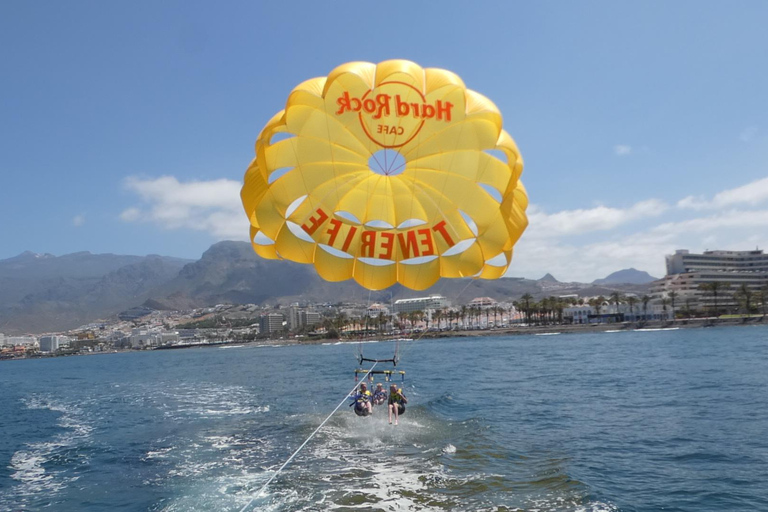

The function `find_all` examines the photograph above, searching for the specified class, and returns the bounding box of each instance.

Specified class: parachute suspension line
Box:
[238,362,379,512]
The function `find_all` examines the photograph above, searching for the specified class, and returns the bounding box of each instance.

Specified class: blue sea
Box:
[2,325,768,511]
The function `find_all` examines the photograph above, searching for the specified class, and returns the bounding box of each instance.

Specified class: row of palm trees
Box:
[315,282,768,337]
[514,292,656,324]
[697,281,768,317]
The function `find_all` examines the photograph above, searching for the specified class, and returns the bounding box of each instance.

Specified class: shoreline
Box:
[3,316,765,361]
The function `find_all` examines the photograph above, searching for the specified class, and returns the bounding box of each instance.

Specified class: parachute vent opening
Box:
[479,183,503,203]
[253,231,276,246]
[397,219,427,229]
[365,220,394,229]
[485,253,508,267]
[270,132,295,144]
[335,211,361,224]
[286,221,315,243]
[368,149,406,176]
[268,167,294,184]
[286,195,308,218]
[459,210,479,237]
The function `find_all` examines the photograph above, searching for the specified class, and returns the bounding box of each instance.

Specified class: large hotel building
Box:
[654,249,768,310]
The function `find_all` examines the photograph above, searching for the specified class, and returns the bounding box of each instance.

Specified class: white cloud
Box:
[120,176,249,240]
[511,228,673,282]
[527,199,668,237]
[119,207,142,222]
[677,176,768,210]
[652,208,768,235]
[510,206,768,281]
[614,144,632,156]
[120,173,768,283]
[72,214,85,227]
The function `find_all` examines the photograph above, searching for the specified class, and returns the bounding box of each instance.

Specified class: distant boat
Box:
[535,332,561,336]
[634,327,680,332]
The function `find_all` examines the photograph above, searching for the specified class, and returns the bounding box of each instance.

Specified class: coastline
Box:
[4,316,765,362]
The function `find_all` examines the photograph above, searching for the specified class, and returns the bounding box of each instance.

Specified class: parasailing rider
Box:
[388,384,407,425]
[351,382,373,416]
[372,383,387,406]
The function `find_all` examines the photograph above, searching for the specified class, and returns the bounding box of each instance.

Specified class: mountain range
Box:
[0,242,656,334]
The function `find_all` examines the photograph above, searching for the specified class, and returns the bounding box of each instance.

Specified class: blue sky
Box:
[2,1,767,282]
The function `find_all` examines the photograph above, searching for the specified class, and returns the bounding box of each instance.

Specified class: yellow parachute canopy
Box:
[241,60,528,291]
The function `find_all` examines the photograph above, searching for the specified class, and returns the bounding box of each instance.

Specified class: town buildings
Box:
[564,301,673,324]
[654,249,768,311]
[287,306,321,331]
[393,295,450,314]
[39,335,69,353]
[260,312,285,334]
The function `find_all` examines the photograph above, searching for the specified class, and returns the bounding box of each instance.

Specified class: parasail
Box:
[241,59,528,291]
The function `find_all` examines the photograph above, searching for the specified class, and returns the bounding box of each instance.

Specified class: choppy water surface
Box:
[2,325,767,511]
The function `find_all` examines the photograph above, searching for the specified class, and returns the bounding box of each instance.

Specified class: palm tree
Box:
[684,297,694,319]
[627,296,638,321]
[520,293,533,324]
[610,292,623,322]
[588,297,603,322]
[641,295,651,321]
[432,310,443,330]
[760,284,768,319]
[555,298,565,324]
[540,297,550,324]
[661,298,670,322]
[698,281,730,319]
[733,284,754,318]
[668,291,678,321]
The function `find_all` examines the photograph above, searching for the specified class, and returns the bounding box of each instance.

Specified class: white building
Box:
[129,329,154,349]
[468,297,497,308]
[260,313,284,334]
[160,332,179,345]
[128,329,177,348]
[666,249,768,274]
[366,303,390,318]
[394,295,451,314]
[564,302,673,324]
[288,307,322,331]
[39,335,69,353]
[5,336,38,347]
[656,249,768,311]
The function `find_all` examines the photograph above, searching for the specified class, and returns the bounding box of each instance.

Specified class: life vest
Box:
[356,390,372,403]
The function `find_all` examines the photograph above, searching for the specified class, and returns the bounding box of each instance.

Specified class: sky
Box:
[2,1,767,283]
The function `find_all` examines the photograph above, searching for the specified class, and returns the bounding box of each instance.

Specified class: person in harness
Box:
[350,382,373,416]
[388,384,407,425]
[372,382,387,406]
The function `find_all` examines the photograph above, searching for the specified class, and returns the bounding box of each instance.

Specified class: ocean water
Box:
[1,325,767,511]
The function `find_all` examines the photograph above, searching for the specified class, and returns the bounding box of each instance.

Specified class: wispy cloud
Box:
[72,214,85,227]
[120,176,248,240]
[512,223,675,282]
[120,174,768,282]
[677,176,768,210]
[527,199,668,237]
[614,144,632,156]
